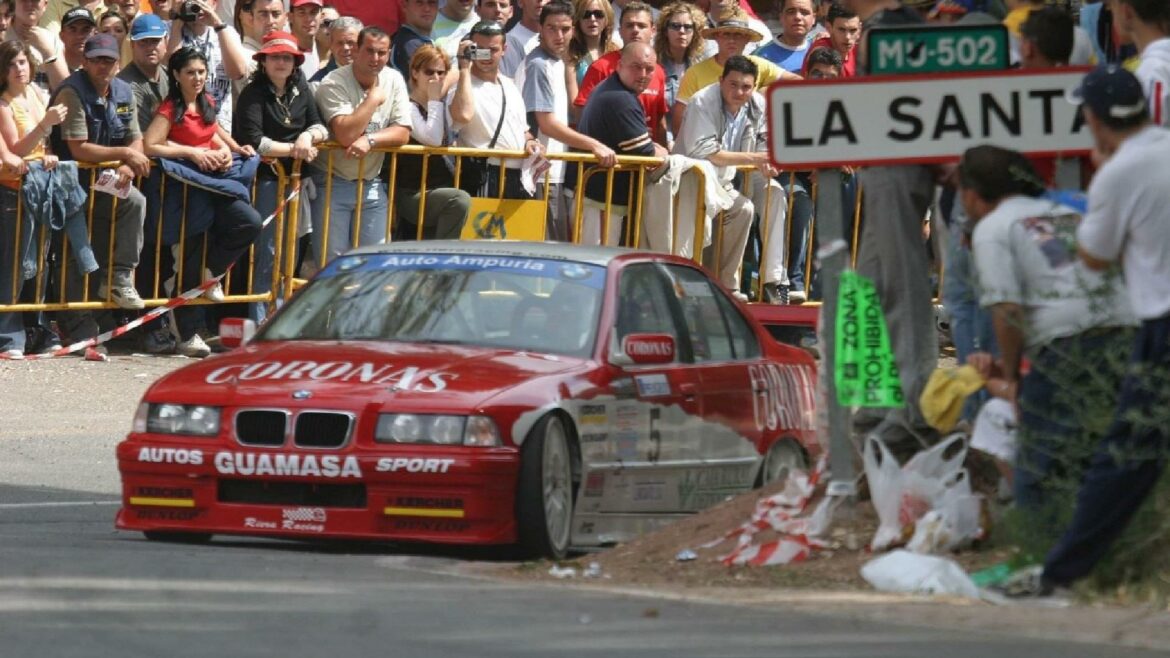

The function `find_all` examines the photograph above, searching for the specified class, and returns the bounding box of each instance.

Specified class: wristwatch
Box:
[213,23,228,32]
[366,134,376,148]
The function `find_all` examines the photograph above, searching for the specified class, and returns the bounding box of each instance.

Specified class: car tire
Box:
[516,414,575,560]
[142,530,213,544]
[757,439,807,488]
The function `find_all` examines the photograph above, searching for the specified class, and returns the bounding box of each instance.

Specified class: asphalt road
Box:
[0,356,1165,657]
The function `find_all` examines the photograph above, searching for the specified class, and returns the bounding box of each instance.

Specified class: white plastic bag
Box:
[860,549,981,598]
[865,433,971,551]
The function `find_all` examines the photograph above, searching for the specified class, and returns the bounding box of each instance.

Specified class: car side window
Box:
[712,288,761,359]
[662,265,736,362]
[616,264,681,361]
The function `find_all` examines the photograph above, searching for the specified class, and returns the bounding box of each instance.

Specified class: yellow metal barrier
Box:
[0,144,875,327]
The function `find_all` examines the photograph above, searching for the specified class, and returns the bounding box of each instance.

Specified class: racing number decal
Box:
[648,408,661,463]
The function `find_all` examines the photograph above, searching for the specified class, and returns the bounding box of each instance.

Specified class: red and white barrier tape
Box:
[0,183,300,361]
[698,455,837,567]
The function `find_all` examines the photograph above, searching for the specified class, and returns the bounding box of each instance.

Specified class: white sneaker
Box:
[175,333,211,358]
[202,269,225,303]
[788,289,807,304]
[2,349,23,359]
[731,291,750,303]
[99,282,146,310]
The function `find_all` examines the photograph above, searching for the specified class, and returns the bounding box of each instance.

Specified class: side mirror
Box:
[219,318,256,349]
[619,333,675,365]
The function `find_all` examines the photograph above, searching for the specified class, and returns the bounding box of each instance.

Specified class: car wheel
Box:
[516,414,575,559]
[142,531,213,544]
[758,439,807,488]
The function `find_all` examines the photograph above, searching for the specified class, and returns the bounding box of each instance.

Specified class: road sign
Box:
[766,69,1093,170]
[867,23,1010,75]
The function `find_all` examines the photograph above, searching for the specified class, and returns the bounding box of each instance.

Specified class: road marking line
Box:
[0,501,120,509]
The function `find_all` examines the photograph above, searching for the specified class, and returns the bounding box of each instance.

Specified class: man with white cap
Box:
[118,13,169,133]
[671,8,798,136]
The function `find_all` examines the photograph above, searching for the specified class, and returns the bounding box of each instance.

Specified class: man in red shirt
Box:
[573,1,667,143]
[804,2,859,76]
[329,0,399,36]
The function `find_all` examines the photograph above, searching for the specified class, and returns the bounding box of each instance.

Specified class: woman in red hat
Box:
[233,29,328,322]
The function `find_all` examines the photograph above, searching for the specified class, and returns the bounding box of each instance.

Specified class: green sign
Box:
[834,270,902,408]
[867,24,1010,75]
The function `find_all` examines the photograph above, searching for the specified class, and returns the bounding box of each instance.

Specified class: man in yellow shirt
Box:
[671,9,799,136]
[38,0,104,35]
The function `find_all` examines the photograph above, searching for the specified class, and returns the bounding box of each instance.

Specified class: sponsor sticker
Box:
[579,404,607,426]
[243,517,278,530]
[635,374,671,398]
[282,507,327,532]
[137,447,203,465]
[134,509,203,521]
[390,518,471,532]
[205,361,453,390]
[374,457,455,474]
[214,452,362,478]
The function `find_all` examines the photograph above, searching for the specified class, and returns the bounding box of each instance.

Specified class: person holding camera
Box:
[448,20,541,199]
[166,0,248,131]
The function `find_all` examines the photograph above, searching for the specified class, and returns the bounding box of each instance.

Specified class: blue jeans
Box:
[0,187,28,351]
[942,224,996,420]
[782,172,813,293]
[1015,328,1132,512]
[309,172,389,267]
[1044,316,1170,586]
[246,177,282,324]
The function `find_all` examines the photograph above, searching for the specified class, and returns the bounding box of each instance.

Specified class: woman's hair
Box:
[165,47,217,126]
[101,10,129,36]
[407,44,449,90]
[0,40,34,96]
[655,2,705,65]
[958,145,1046,202]
[567,0,616,67]
[252,51,307,90]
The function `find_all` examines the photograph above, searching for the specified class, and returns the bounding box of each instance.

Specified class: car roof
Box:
[346,241,641,267]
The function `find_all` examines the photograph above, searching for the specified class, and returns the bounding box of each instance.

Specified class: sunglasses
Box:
[581,9,604,20]
[470,21,504,36]
[320,18,334,29]
[667,22,695,32]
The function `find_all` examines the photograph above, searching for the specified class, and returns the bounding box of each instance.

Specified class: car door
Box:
[659,264,765,510]
[581,262,702,517]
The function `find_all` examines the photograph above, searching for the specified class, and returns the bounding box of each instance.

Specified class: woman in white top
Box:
[396,44,469,240]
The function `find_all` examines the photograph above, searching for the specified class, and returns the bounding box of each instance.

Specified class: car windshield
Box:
[258,252,608,357]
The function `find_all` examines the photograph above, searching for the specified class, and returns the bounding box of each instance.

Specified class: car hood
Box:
[149,340,591,411]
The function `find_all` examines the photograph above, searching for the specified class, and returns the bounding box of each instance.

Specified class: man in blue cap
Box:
[1009,65,1170,597]
[118,13,168,134]
[49,33,150,348]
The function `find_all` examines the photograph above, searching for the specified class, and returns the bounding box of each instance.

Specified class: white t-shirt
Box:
[446,73,528,168]
[1136,38,1170,127]
[1078,125,1170,320]
[300,48,321,80]
[973,195,1135,348]
[500,23,539,78]
[521,46,566,184]
[315,64,412,180]
[433,10,480,58]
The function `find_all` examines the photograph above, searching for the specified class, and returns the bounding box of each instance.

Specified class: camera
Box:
[174,0,202,22]
[461,45,492,62]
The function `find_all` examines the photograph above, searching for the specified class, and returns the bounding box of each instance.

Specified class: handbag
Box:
[460,79,507,196]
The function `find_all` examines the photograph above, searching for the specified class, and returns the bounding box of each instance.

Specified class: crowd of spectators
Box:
[0,0,1154,364]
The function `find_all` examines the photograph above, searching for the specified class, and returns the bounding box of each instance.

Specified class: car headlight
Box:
[375,414,500,447]
[141,403,222,436]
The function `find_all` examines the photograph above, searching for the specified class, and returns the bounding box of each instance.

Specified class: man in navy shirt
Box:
[576,41,667,245]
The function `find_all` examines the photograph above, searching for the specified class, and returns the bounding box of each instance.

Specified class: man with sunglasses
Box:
[574,1,668,143]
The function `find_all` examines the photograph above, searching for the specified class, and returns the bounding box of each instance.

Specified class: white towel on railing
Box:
[640,155,734,255]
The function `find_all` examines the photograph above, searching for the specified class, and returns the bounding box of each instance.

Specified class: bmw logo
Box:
[292,390,312,400]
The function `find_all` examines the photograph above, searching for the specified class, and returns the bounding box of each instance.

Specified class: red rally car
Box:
[116,241,821,558]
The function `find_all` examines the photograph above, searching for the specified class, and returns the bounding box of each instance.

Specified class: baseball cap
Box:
[62,6,97,28]
[1066,65,1148,121]
[130,13,168,41]
[83,33,121,60]
[290,0,323,7]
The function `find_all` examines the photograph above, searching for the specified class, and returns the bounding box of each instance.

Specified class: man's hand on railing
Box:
[748,152,777,178]
[122,148,151,178]
[345,135,373,160]
[114,164,137,189]
[591,142,616,168]
[524,138,544,157]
